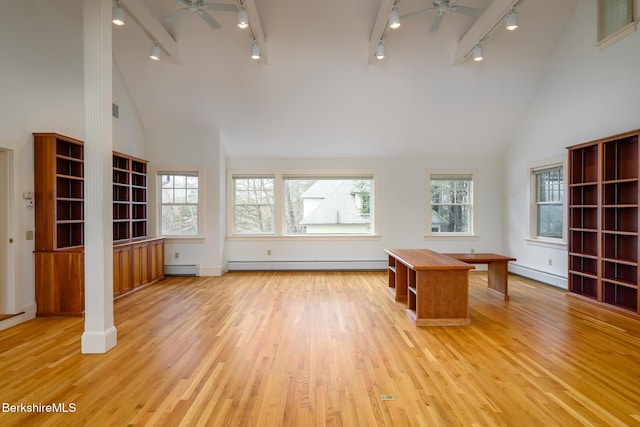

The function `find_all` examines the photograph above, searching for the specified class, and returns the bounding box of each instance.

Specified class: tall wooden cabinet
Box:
[567,129,639,315]
[34,133,165,316]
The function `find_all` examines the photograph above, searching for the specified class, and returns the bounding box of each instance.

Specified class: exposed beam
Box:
[368,0,396,64]
[120,0,181,64]
[452,0,522,65]
[237,0,268,64]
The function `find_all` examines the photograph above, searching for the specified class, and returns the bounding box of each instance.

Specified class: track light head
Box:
[375,40,385,60]
[506,9,519,31]
[251,41,261,60]
[473,44,483,61]
[389,6,401,29]
[112,3,125,26]
[237,7,249,29]
[150,42,161,61]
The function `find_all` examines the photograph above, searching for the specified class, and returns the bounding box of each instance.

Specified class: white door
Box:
[0,150,8,313]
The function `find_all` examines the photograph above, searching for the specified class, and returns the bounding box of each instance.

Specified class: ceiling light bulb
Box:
[389,6,401,29]
[150,42,161,61]
[375,40,385,60]
[112,4,125,26]
[237,7,249,29]
[473,44,483,61]
[506,9,519,31]
[251,41,261,60]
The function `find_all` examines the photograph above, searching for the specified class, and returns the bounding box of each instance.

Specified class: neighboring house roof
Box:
[431,209,449,226]
[299,180,369,225]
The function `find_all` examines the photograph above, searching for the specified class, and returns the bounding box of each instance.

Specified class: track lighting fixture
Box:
[388,6,401,29]
[375,40,385,60]
[149,42,161,61]
[250,40,261,60]
[237,7,249,29]
[112,2,125,26]
[472,44,483,61]
[506,9,519,31]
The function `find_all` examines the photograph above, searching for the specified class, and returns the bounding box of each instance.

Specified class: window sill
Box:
[423,234,479,240]
[162,236,206,242]
[526,238,567,249]
[227,234,381,241]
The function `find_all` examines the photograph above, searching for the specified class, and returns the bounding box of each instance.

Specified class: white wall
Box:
[146,127,225,276]
[225,155,504,269]
[0,0,147,327]
[504,0,640,287]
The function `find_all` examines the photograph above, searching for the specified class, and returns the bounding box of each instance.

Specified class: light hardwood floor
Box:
[1,271,639,426]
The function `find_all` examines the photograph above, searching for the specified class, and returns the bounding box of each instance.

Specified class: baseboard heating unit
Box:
[164,264,200,276]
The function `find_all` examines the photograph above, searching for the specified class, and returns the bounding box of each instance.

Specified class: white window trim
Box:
[227,169,378,238]
[154,167,205,239]
[528,156,566,246]
[425,169,477,238]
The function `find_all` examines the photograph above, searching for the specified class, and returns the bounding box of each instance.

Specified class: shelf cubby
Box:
[568,129,640,316]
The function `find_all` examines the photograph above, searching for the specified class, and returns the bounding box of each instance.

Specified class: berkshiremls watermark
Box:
[2,402,76,413]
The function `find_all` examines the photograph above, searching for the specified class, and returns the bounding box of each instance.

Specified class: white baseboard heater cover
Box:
[164,264,200,276]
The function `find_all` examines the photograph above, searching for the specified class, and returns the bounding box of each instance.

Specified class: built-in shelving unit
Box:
[568,129,640,315]
[34,133,164,316]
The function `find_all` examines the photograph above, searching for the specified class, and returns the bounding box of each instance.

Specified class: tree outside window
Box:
[234,177,275,234]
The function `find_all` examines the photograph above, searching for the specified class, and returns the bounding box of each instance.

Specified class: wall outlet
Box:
[174,252,179,259]
[267,249,272,255]
[470,248,475,254]
[26,230,33,240]
[548,258,552,266]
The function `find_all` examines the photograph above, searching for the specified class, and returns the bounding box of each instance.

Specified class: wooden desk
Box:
[444,253,516,301]
[386,249,475,326]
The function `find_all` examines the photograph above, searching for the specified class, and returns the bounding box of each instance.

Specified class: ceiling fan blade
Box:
[451,6,483,17]
[430,13,444,32]
[197,10,221,29]
[166,8,189,22]
[400,7,437,20]
[202,3,238,12]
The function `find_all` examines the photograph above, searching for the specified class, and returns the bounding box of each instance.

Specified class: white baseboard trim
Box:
[0,302,36,332]
[199,266,224,276]
[81,326,118,354]
[509,263,567,289]
[227,260,387,271]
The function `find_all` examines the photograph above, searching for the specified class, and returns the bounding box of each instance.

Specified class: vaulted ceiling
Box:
[112,0,579,158]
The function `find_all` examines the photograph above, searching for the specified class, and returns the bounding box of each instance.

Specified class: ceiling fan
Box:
[401,0,484,33]
[166,0,238,30]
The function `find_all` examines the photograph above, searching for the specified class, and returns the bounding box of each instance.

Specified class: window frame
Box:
[426,171,476,237]
[597,0,636,48]
[227,169,378,239]
[156,169,203,239]
[529,157,567,245]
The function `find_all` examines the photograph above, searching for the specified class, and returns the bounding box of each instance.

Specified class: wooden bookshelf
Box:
[34,133,164,316]
[567,129,640,315]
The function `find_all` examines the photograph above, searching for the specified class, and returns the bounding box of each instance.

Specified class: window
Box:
[159,172,199,237]
[533,166,564,240]
[598,0,634,44]
[283,177,372,235]
[233,176,275,234]
[229,172,375,237]
[428,174,473,235]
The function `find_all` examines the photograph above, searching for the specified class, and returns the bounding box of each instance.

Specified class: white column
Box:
[82,0,116,353]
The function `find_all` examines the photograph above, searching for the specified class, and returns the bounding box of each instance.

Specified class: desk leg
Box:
[394,261,408,302]
[487,261,509,301]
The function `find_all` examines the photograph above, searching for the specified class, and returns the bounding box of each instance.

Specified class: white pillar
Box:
[82,0,116,354]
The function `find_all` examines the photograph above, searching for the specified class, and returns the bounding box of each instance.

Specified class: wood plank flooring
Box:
[0,271,639,426]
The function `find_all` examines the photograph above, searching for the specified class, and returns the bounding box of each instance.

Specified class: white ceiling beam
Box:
[237,0,268,64]
[120,0,181,64]
[452,0,522,65]
[368,0,397,64]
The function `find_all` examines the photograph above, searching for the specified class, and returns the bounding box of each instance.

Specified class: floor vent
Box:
[164,264,199,276]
